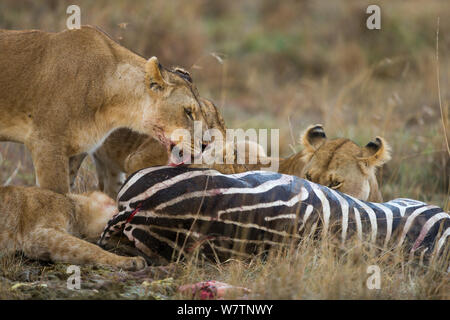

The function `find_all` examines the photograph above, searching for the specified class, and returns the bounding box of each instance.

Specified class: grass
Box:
[0,236,448,300]
[172,233,449,300]
[0,0,449,299]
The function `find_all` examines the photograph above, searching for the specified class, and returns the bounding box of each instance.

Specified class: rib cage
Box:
[99,166,450,265]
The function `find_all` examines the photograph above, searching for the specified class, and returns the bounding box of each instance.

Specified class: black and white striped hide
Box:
[98,166,450,265]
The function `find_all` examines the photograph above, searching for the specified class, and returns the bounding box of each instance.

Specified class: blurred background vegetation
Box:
[0,0,449,208]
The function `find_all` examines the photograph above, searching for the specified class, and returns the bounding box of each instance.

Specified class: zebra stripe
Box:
[327,188,349,244]
[217,190,308,218]
[353,207,363,241]
[155,174,294,211]
[435,227,450,255]
[310,183,331,236]
[412,212,448,251]
[352,198,377,243]
[123,168,265,207]
[370,202,394,248]
[127,225,184,254]
[99,166,449,267]
[131,210,301,239]
[117,166,170,200]
[298,205,314,232]
[383,201,409,217]
[398,205,440,247]
[265,214,297,221]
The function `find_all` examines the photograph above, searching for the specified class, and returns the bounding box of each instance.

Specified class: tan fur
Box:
[0,26,207,194]
[0,186,146,270]
[189,140,269,174]
[124,97,226,173]
[69,97,226,198]
[280,124,391,202]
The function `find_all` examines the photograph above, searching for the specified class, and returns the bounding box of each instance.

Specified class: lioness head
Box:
[299,124,391,202]
[124,96,227,173]
[143,57,208,159]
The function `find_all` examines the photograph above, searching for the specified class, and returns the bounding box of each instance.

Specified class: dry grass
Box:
[0,0,449,299]
[175,237,449,300]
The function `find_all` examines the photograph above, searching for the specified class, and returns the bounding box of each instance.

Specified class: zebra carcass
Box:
[99,166,449,267]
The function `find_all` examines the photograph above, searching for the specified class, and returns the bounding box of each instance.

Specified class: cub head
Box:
[69,191,118,240]
[143,57,209,160]
[300,124,391,202]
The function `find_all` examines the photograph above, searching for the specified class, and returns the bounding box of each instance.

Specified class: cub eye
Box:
[328,181,343,189]
[184,107,194,120]
[305,173,312,181]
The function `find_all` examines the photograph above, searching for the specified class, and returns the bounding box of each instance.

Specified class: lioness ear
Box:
[145,56,166,91]
[173,67,193,83]
[359,137,391,168]
[300,124,327,153]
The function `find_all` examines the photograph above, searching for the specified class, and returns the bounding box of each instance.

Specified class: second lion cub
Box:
[0,186,146,270]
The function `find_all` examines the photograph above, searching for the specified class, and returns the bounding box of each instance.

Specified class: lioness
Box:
[279,125,391,202]
[69,96,226,197]
[0,186,146,270]
[0,26,208,194]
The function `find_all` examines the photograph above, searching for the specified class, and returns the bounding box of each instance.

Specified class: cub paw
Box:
[120,256,147,271]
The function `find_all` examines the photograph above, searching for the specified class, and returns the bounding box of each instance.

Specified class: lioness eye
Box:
[184,107,194,120]
[328,181,343,189]
[305,173,312,181]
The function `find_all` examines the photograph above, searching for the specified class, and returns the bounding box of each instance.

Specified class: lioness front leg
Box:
[28,142,70,194]
[22,228,147,271]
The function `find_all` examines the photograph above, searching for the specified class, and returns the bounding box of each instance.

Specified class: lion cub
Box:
[0,186,146,270]
[190,124,391,202]
[279,124,391,202]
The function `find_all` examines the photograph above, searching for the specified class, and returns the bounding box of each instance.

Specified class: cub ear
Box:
[300,124,327,153]
[359,137,391,168]
[145,56,167,91]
